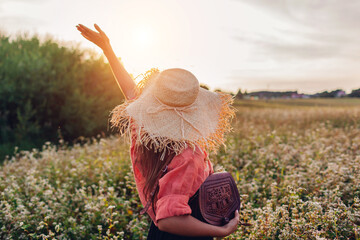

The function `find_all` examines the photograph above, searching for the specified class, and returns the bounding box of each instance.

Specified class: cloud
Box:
[0,0,46,30]
[233,0,360,63]
[0,16,44,31]
[235,33,343,61]
[238,0,360,31]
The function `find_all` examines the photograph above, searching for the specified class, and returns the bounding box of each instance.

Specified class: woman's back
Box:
[130,136,214,225]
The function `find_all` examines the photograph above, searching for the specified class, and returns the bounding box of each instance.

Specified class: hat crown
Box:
[153,68,200,107]
[110,67,235,155]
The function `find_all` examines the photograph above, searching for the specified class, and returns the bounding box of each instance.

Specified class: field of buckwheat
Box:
[1,98,360,240]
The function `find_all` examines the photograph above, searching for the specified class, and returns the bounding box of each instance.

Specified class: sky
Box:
[1,0,360,94]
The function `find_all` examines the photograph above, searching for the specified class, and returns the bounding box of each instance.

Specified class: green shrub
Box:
[0,34,124,161]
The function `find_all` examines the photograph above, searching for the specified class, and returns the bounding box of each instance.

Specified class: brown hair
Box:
[134,142,176,215]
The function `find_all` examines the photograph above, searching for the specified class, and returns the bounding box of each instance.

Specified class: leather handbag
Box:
[189,172,242,226]
[141,168,251,226]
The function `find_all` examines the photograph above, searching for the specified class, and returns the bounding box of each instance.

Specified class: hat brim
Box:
[109,76,235,154]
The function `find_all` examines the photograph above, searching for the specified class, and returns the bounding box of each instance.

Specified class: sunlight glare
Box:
[132,26,154,48]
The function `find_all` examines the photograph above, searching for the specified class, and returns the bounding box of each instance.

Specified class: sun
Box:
[132,26,154,48]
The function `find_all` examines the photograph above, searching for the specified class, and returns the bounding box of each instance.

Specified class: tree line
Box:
[0,34,125,162]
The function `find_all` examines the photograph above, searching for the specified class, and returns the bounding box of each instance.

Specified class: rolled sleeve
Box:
[156,194,191,222]
[155,147,205,223]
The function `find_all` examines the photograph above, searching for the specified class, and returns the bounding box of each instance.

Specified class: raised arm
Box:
[76,24,137,100]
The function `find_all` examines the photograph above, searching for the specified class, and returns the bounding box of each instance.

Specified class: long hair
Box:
[134,143,176,215]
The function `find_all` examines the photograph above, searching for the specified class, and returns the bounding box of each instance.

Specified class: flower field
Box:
[1,99,360,239]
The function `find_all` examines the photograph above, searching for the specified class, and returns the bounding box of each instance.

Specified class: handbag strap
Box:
[140,165,168,215]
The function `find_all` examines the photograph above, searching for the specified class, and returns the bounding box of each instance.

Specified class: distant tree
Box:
[349,88,360,97]
[318,91,332,98]
[318,89,345,98]
[235,89,243,99]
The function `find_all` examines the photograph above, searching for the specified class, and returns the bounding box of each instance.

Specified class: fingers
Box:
[76,23,109,48]
[76,24,86,33]
[76,24,82,32]
[94,23,109,41]
[79,24,92,33]
[229,210,239,225]
[76,24,88,35]
[233,210,240,225]
[94,24,103,33]
[80,33,92,42]
[235,210,239,220]
[77,26,91,40]
[77,24,96,37]
[228,211,240,234]
[77,24,100,42]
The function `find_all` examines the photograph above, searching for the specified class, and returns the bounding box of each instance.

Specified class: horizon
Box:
[1,0,360,94]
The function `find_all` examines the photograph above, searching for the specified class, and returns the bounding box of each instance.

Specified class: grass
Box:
[1,98,360,239]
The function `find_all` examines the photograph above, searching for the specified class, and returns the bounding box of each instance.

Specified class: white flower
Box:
[97,225,102,231]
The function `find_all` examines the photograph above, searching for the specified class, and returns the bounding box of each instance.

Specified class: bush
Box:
[0,34,124,161]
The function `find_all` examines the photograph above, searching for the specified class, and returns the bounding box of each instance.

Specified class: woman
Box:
[76,23,239,239]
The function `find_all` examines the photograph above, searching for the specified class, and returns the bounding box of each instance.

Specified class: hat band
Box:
[147,96,203,138]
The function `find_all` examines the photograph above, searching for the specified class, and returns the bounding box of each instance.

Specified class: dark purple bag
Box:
[189,172,242,226]
[142,169,251,227]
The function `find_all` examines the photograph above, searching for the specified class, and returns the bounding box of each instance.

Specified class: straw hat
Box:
[109,68,235,155]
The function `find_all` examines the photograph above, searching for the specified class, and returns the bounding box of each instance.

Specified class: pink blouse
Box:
[129,125,214,226]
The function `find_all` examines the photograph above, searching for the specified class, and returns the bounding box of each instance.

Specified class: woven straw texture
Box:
[109,68,235,155]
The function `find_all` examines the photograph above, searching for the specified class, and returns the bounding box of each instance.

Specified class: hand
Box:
[220,210,240,237]
[76,23,110,50]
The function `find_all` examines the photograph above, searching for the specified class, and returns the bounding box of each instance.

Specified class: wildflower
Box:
[55,224,60,232]
[97,225,102,231]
